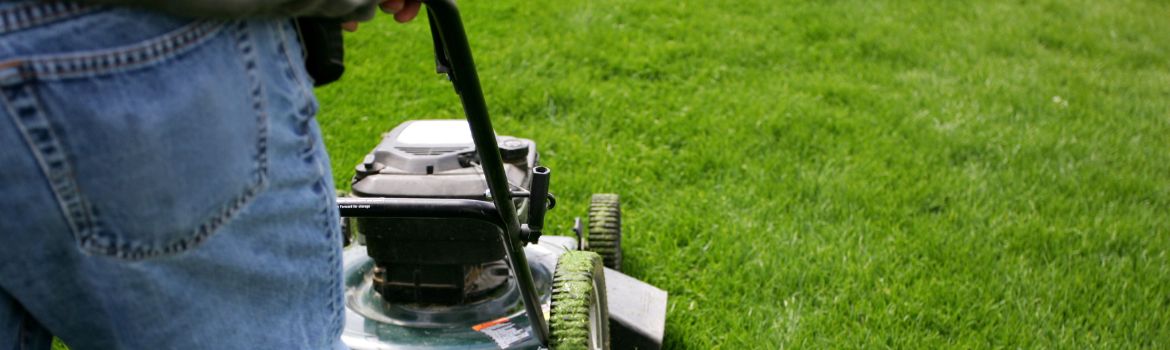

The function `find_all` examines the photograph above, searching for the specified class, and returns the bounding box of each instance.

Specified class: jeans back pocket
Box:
[0,8,269,260]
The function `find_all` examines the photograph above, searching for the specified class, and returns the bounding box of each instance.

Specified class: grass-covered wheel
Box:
[550,251,610,350]
[587,194,622,271]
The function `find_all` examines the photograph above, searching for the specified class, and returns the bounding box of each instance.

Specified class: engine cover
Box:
[351,119,537,199]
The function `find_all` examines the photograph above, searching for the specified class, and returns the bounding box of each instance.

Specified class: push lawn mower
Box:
[332,1,667,349]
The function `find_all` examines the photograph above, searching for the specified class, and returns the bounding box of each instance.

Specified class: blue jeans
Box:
[0,2,346,349]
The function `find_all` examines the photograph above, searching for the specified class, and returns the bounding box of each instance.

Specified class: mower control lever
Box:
[427,10,453,80]
[504,191,557,210]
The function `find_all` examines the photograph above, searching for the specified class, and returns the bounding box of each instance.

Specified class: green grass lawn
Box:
[316,0,1170,348]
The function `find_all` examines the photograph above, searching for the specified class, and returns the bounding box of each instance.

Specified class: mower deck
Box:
[340,236,666,349]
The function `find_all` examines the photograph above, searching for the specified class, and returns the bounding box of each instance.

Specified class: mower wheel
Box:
[587,194,622,271]
[550,251,610,350]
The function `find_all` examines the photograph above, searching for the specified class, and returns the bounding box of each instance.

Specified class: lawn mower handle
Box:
[420,0,552,346]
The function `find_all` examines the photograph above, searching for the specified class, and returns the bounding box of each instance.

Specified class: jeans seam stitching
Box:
[276,21,312,89]
[0,2,101,34]
[275,22,319,159]
[279,19,338,338]
[0,21,224,83]
[237,19,271,216]
[1,84,94,243]
[316,175,341,342]
[312,161,342,342]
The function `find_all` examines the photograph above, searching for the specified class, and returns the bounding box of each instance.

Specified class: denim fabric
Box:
[0,1,346,349]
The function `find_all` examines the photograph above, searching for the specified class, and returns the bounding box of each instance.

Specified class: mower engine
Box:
[350,119,538,305]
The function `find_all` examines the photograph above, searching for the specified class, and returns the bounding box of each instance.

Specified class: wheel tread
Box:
[550,251,609,350]
[587,194,622,270]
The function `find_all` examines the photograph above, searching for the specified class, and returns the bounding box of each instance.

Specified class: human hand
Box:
[342,0,422,32]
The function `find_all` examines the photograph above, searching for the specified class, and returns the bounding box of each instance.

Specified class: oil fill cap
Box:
[498,139,528,161]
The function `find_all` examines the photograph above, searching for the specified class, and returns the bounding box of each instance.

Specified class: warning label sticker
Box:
[473,317,531,349]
